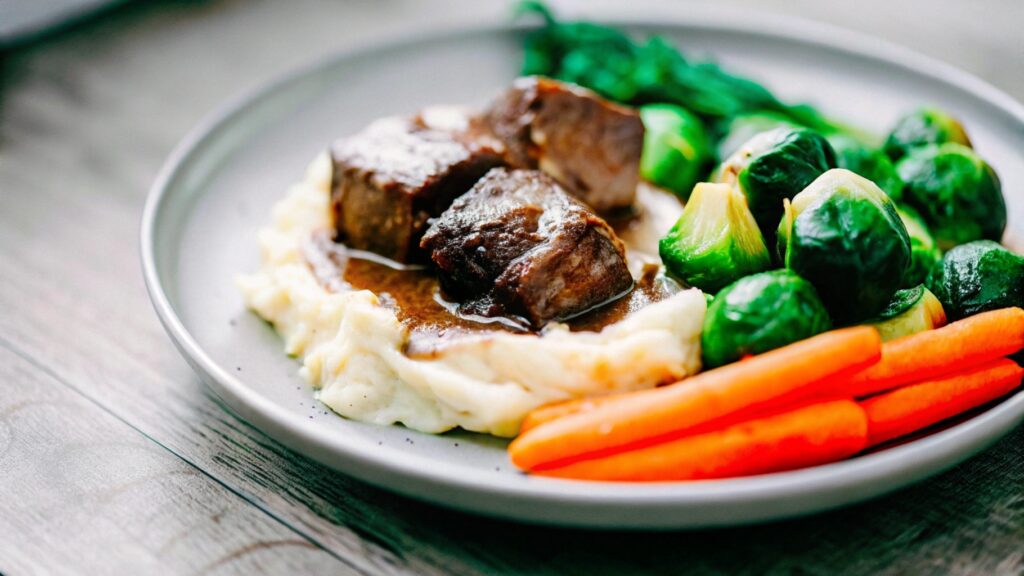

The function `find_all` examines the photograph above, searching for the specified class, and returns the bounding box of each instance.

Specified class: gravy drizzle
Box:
[304,230,680,356]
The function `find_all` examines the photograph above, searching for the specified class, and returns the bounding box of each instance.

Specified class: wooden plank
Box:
[1,0,1022,574]
[0,345,356,576]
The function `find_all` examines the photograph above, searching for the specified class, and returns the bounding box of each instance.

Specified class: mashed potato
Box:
[238,154,705,436]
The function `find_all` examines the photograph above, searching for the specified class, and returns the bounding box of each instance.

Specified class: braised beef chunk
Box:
[420,168,633,328]
[330,115,504,262]
[480,76,644,213]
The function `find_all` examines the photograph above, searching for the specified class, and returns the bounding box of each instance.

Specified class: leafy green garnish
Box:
[517,2,836,135]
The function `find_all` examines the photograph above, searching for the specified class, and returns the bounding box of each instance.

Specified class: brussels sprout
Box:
[701,270,832,368]
[865,285,947,342]
[639,104,714,199]
[883,107,972,161]
[896,143,1006,250]
[828,134,904,200]
[716,111,798,160]
[777,169,911,324]
[715,128,836,241]
[896,205,943,288]
[926,240,1024,321]
[659,182,770,293]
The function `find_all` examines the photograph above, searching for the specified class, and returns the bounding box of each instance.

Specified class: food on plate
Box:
[638,104,713,197]
[508,327,881,471]
[701,270,831,368]
[715,128,837,241]
[926,240,1024,320]
[841,307,1024,398]
[896,143,1006,249]
[864,285,946,342]
[777,169,911,323]
[420,168,633,328]
[479,76,644,212]
[537,400,868,481]
[896,206,943,288]
[658,182,770,293]
[860,359,1023,447]
[883,107,972,161]
[828,134,904,200]
[240,6,1023,481]
[330,113,505,263]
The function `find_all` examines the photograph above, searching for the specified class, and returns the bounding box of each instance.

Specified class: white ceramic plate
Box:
[141,14,1024,529]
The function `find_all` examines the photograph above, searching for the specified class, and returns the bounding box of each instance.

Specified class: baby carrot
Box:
[509,327,880,471]
[520,397,613,434]
[859,358,1024,447]
[537,400,868,482]
[842,307,1024,399]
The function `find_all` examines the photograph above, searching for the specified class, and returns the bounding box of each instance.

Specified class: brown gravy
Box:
[304,231,679,356]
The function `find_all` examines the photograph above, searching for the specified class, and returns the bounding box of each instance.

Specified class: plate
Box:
[141,13,1024,528]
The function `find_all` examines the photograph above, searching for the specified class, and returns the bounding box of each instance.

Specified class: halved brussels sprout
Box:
[716,111,798,160]
[883,107,972,161]
[896,205,943,288]
[639,104,713,199]
[701,269,832,368]
[659,182,770,293]
[865,285,947,342]
[828,134,904,200]
[714,127,836,241]
[926,240,1024,321]
[896,143,1006,250]
[777,169,911,324]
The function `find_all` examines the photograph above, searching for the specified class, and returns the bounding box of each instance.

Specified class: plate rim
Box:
[140,12,1024,528]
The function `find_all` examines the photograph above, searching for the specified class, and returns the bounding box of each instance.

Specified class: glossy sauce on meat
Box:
[304,231,680,357]
[420,168,634,328]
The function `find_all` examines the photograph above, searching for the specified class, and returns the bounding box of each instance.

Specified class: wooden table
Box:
[2,1,1022,573]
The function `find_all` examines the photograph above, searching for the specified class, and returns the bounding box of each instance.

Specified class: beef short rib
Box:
[420,168,633,328]
[330,114,504,263]
[480,76,644,213]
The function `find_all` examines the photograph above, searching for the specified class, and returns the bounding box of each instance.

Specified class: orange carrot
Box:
[520,397,613,433]
[860,359,1024,447]
[521,357,762,433]
[537,400,868,481]
[841,308,1024,399]
[509,327,881,471]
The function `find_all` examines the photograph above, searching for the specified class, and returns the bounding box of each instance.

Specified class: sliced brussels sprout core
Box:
[701,270,832,368]
[659,182,771,294]
[828,134,904,200]
[926,240,1024,321]
[896,205,942,288]
[639,104,713,199]
[896,143,1006,250]
[779,169,911,324]
[866,286,947,342]
[714,127,836,242]
[775,198,795,263]
[883,107,972,161]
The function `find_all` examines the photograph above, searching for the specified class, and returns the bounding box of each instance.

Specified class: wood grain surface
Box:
[1,0,1022,574]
